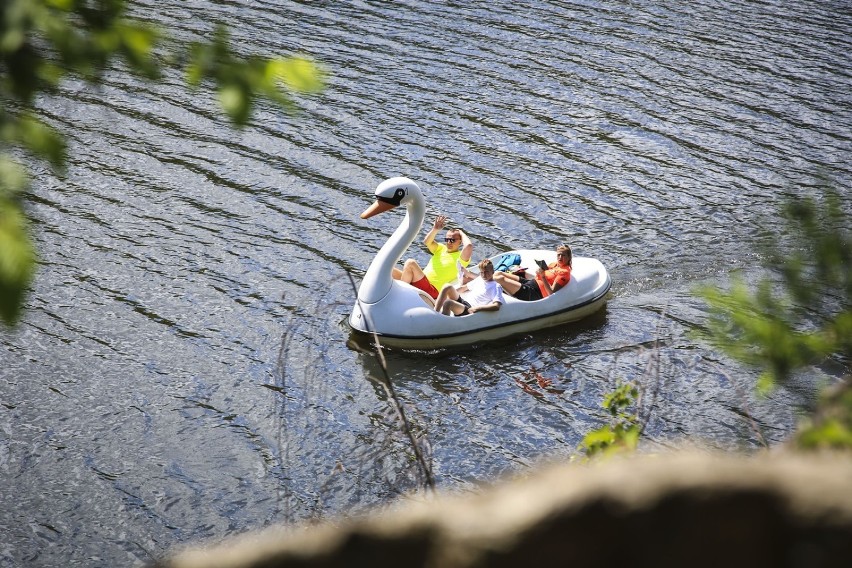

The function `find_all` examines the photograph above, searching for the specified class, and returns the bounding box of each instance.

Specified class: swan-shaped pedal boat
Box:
[349,177,611,349]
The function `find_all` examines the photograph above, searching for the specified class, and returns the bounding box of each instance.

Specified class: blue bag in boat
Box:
[494,253,522,272]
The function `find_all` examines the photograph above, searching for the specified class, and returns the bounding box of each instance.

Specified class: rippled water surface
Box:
[2,1,851,565]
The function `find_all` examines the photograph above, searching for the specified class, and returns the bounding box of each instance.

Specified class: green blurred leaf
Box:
[46,0,74,9]
[794,380,852,450]
[115,22,160,79]
[187,28,323,125]
[755,371,775,396]
[797,420,852,448]
[583,427,616,448]
[1,113,67,167]
[218,83,249,124]
[696,186,850,450]
[698,187,850,390]
[267,56,324,93]
[1,28,26,53]
[0,0,325,327]
[0,157,29,195]
[0,195,35,326]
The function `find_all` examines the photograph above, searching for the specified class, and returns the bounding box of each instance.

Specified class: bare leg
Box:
[493,272,523,295]
[396,259,427,284]
[440,299,467,316]
[435,284,460,313]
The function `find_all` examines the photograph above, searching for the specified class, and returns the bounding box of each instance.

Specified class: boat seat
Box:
[399,281,436,307]
[418,290,435,308]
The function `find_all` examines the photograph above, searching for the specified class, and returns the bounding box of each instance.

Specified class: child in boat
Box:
[493,245,572,301]
[434,259,505,316]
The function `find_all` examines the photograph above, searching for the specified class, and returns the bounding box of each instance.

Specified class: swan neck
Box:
[359,199,424,304]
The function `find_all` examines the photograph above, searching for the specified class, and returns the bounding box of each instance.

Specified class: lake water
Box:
[2,1,850,565]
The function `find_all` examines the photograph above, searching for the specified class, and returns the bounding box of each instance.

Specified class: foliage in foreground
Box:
[579,381,641,458]
[699,186,851,450]
[580,186,850,459]
[0,0,324,325]
[793,379,852,449]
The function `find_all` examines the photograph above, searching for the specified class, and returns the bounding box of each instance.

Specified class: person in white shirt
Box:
[434,259,505,316]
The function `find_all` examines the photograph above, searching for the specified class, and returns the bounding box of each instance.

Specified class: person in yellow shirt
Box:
[392,215,473,299]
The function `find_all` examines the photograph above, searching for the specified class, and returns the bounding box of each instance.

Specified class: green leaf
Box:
[1,28,26,53]
[46,0,74,10]
[794,380,852,450]
[0,196,35,326]
[755,371,775,396]
[218,83,250,124]
[797,419,852,449]
[620,426,640,450]
[266,56,324,93]
[10,114,67,167]
[695,186,850,453]
[583,427,616,448]
[0,157,29,195]
[116,22,160,79]
[0,1,326,326]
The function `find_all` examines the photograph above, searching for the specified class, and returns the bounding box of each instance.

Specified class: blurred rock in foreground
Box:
[157,452,852,568]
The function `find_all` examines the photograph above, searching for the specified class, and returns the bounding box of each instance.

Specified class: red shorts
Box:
[411,276,439,299]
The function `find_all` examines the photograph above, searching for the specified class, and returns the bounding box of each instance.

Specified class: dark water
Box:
[2,1,851,565]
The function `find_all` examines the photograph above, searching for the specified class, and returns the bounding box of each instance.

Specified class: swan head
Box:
[356,177,426,306]
[361,177,422,218]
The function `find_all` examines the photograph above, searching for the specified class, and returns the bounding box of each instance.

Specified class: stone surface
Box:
[157,451,852,568]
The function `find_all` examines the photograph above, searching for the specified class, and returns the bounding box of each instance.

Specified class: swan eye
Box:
[377,187,407,206]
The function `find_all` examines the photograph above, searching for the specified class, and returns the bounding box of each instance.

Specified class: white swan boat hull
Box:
[349,249,611,349]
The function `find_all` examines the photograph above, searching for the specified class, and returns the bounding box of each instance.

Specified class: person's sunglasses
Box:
[445,238,457,243]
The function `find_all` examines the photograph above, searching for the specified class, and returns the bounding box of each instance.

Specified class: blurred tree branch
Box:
[1,0,324,325]
[698,185,851,449]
